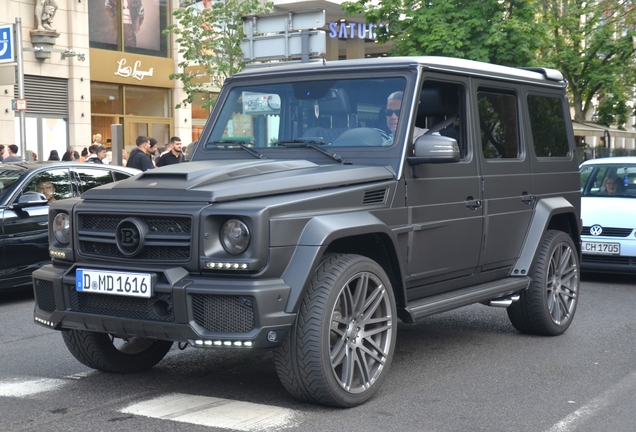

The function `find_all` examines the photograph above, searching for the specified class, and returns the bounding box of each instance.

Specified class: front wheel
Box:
[507,230,579,336]
[62,329,173,373]
[274,253,397,407]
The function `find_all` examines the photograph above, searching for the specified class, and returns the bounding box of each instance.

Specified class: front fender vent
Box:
[362,188,388,205]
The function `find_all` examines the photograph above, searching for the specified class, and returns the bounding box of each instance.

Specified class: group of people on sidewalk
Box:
[0,134,185,169]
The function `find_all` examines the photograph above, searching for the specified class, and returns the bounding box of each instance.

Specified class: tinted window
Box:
[478,91,519,159]
[528,95,570,157]
[75,168,114,193]
[23,169,73,203]
[113,170,132,181]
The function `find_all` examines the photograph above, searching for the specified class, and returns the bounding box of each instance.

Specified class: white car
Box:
[580,156,636,273]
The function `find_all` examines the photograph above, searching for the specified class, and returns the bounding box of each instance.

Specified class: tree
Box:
[341,0,544,67]
[535,0,636,126]
[165,0,272,109]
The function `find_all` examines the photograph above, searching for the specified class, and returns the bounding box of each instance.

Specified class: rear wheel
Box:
[62,329,173,373]
[507,230,579,336]
[274,253,397,407]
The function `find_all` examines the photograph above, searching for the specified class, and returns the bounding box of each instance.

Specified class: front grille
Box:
[34,279,56,312]
[192,294,255,333]
[582,255,634,266]
[582,226,633,237]
[67,285,175,322]
[77,213,192,262]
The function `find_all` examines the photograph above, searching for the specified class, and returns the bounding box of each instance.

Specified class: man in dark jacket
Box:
[127,136,154,171]
[86,146,107,164]
[156,136,185,167]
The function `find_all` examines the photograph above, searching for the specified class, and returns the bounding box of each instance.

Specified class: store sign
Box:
[328,22,380,40]
[0,24,15,64]
[114,59,154,81]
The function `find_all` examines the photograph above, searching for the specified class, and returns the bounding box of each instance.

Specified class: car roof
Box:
[234,56,566,88]
[580,157,636,167]
[0,161,141,175]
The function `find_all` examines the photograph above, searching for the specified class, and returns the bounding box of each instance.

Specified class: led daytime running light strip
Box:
[192,340,253,348]
[205,262,248,270]
[34,316,55,327]
[50,249,66,259]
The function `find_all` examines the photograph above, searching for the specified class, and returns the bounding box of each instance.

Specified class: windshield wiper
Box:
[274,139,344,163]
[207,141,266,159]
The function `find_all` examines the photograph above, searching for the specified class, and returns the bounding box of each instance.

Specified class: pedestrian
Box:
[4,144,23,162]
[126,135,154,171]
[156,136,185,167]
[148,138,159,165]
[86,145,107,164]
[61,149,74,161]
[77,147,89,162]
[48,150,60,161]
[85,145,98,162]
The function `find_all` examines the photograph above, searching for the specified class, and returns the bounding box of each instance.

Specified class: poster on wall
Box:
[89,0,166,55]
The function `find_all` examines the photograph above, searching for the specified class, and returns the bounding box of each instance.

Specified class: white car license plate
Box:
[582,242,620,255]
[76,269,153,298]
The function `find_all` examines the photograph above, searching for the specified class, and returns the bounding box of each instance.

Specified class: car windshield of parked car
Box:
[580,163,636,197]
[0,169,25,201]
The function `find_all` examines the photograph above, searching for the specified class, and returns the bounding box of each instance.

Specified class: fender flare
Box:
[280,212,400,313]
[512,197,579,276]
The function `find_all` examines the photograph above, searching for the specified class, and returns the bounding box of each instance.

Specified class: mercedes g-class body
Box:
[33,57,581,407]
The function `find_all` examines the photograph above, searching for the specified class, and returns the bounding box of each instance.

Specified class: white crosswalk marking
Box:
[121,393,298,431]
[0,378,67,397]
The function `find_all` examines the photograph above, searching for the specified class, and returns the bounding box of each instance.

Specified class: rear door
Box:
[472,79,534,271]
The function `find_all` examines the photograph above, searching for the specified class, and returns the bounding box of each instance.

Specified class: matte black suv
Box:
[32,57,581,407]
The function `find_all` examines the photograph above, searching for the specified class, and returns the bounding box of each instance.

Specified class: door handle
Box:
[465,196,482,211]
[521,193,535,205]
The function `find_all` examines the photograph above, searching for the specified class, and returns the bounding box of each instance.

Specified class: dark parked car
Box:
[0,161,139,289]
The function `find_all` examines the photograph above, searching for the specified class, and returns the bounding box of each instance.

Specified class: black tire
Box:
[62,329,173,373]
[507,230,579,336]
[274,253,397,407]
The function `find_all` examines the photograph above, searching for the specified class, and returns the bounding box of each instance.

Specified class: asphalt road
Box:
[1,272,635,432]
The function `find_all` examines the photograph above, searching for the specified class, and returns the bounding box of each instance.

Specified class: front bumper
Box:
[581,235,636,274]
[32,263,295,349]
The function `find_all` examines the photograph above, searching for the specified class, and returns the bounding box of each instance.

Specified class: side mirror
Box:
[14,192,49,207]
[407,135,460,165]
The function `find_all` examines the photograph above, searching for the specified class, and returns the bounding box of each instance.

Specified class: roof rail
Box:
[518,67,563,81]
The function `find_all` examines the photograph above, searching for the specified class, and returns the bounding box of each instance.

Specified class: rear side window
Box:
[74,168,114,193]
[477,91,520,159]
[528,95,570,157]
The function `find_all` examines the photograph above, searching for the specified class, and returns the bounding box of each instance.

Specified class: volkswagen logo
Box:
[590,224,603,236]
[115,218,148,257]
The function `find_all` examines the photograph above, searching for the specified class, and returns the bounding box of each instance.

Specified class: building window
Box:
[89,0,168,58]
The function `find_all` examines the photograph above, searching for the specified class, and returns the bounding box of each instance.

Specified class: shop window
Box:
[91,83,122,115]
[125,87,170,117]
[89,0,168,58]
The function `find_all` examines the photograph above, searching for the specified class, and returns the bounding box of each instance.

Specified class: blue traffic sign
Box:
[0,24,15,64]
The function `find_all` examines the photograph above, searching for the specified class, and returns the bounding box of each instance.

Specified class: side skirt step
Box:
[399,277,531,323]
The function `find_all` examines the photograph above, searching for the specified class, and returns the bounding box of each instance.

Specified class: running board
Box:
[400,277,531,323]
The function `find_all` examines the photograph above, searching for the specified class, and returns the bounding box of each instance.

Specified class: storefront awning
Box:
[572,122,636,139]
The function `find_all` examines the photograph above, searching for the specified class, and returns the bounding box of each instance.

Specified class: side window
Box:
[113,170,133,181]
[74,168,114,193]
[528,94,570,157]
[23,169,72,203]
[478,90,520,159]
[416,82,465,157]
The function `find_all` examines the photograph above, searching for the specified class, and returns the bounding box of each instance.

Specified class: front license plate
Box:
[582,242,620,255]
[76,269,153,298]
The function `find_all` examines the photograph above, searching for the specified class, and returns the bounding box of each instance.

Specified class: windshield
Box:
[0,168,25,201]
[195,76,408,167]
[580,163,636,197]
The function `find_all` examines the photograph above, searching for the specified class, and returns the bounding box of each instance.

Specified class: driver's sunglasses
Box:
[385,109,400,117]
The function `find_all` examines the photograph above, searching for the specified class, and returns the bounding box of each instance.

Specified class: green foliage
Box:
[164,0,272,109]
[535,0,636,124]
[341,0,544,66]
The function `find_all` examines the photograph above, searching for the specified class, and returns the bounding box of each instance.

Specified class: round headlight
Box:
[53,213,71,245]
[220,219,250,255]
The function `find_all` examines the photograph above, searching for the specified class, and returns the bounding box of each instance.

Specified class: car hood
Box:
[81,159,396,202]
[582,196,636,228]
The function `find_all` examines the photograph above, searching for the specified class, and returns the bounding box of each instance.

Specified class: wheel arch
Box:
[512,197,581,276]
[280,212,405,314]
